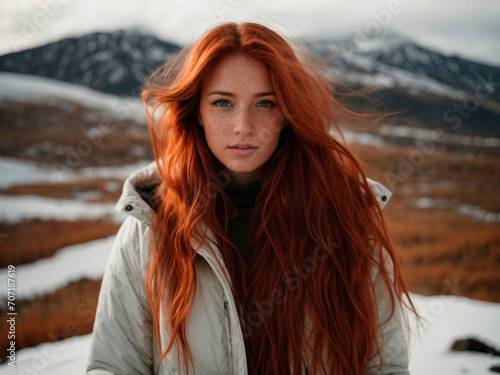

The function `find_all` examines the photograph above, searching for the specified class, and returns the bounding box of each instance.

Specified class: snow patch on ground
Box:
[344,132,386,147]
[0,195,125,223]
[330,128,386,147]
[415,197,500,222]
[330,123,500,149]
[0,294,499,374]
[379,124,500,148]
[0,156,150,188]
[0,334,91,375]
[0,236,115,300]
[0,73,146,123]
[409,294,500,375]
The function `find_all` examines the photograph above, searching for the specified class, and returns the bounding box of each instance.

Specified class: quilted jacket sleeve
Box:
[86,216,155,374]
[368,252,410,375]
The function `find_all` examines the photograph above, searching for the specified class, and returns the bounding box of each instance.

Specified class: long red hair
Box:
[142,22,413,374]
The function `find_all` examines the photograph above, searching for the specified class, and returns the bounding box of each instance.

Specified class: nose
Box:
[233,107,254,135]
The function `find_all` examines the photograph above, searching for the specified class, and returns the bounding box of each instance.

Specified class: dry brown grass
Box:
[351,142,500,198]
[0,101,154,167]
[349,142,500,302]
[0,278,101,363]
[0,219,120,268]
[392,216,500,302]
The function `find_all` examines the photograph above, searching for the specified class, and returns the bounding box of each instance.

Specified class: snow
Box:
[315,35,470,101]
[377,64,467,99]
[330,122,500,150]
[379,124,442,140]
[93,50,113,62]
[0,294,498,374]
[343,71,396,87]
[0,72,146,123]
[409,294,500,375]
[0,158,55,188]
[0,334,91,375]
[0,157,152,225]
[404,45,431,65]
[108,65,126,84]
[75,161,151,180]
[0,195,125,223]
[338,62,466,99]
[415,197,500,222]
[447,60,461,74]
[346,53,376,71]
[327,31,412,56]
[0,156,150,188]
[378,124,500,148]
[0,236,115,300]
[333,129,387,147]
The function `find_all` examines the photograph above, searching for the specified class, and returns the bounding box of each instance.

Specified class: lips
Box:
[228,143,258,156]
[229,143,257,149]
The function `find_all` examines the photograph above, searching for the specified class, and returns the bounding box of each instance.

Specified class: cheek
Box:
[203,113,230,139]
[257,116,282,142]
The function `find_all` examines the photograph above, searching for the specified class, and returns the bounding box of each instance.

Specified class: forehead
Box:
[202,53,273,93]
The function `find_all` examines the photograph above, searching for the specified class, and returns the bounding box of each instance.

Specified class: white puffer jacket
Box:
[86,162,409,375]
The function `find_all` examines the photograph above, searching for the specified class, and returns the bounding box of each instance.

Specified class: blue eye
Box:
[213,99,231,107]
[257,100,275,107]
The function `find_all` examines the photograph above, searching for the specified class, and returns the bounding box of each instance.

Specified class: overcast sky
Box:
[1,0,499,66]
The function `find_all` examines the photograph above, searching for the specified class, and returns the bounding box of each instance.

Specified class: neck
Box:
[229,169,262,184]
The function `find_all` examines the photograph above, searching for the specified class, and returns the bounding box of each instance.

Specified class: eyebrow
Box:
[207,90,276,97]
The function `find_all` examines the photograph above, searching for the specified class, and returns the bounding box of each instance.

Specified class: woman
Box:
[87,22,415,374]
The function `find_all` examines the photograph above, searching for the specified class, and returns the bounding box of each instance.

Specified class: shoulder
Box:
[115,161,161,227]
[107,215,153,277]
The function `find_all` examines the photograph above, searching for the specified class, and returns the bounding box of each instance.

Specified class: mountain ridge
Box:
[0,29,179,97]
[1,29,499,135]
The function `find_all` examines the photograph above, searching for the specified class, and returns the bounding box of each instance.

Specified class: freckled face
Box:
[198,54,283,184]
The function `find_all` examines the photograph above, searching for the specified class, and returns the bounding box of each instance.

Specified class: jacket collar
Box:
[115,161,159,227]
[366,178,392,209]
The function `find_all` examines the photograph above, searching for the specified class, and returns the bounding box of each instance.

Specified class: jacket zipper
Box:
[196,250,245,373]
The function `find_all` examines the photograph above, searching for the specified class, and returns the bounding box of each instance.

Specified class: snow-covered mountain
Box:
[303,32,500,135]
[306,32,500,102]
[1,29,499,134]
[2,29,499,101]
[0,29,178,97]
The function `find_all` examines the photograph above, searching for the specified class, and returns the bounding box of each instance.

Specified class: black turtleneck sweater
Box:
[223,180,262,264]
